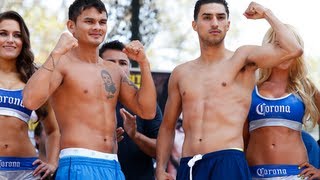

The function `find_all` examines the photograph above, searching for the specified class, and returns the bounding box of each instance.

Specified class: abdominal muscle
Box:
[59,124,117,154]
[181,125,244,158]
[178,75,253,157]
[246,126,308,165]
[180,103,247,157]
[52,90,118,154]
[0,117,37,157]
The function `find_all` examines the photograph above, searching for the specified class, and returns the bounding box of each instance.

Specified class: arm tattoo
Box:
[122,76,138,90]
[41,54,56,72]
[101,70,117,99]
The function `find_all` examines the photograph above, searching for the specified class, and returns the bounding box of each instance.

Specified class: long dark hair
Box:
[0,11,48,120]
[0,10,36,83]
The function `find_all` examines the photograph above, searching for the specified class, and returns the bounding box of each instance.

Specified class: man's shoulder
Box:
[100,59,124,73]
[172,60,195,75]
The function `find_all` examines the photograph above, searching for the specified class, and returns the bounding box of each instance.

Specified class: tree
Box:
[2,0,160,68]
[104,0,159,67]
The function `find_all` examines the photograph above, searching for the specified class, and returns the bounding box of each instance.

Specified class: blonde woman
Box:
[245,25,320,180]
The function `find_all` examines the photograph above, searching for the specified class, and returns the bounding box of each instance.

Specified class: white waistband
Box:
[59,148,118,161]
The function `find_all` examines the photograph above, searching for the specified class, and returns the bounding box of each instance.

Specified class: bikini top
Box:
[247,86,305,132]
[0,88,33,123]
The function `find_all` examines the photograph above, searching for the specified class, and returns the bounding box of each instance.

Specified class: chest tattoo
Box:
[100,70,116,99]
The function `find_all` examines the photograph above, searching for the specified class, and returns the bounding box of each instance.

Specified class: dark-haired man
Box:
[23,0,157,179]
[99,40,163,180]
[156,0,303,179]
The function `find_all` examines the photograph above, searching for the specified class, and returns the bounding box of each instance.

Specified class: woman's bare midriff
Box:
[0,117,37,157]
[246,126,308,165]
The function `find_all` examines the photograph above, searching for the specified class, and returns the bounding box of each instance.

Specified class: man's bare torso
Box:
[176,55,256,157]
[51,54,123,153]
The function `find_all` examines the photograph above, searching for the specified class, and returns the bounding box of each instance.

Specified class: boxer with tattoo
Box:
[23,0,156,179]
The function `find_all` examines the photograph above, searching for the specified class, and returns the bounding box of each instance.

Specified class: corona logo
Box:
[256,103,290,116]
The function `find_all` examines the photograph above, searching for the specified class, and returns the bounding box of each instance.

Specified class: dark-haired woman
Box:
[0,11,59,179]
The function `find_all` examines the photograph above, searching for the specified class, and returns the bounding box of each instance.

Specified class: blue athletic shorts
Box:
[177,149,251,180]
[0,157,40,179]
[55,156,125,180]
[250,164,304,180]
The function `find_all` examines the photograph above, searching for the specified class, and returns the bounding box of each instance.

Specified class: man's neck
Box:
[72,45,100,63]
[199,43,231,64]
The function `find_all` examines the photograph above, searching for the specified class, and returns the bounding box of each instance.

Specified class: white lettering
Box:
[0,160,21,168]
[0,95,24,108]
[8,97,14,104]
[256,168,288,177]
[14,98,21,105]
[256,103,291,116]
[283,169,287,174]
[3,96,8,103]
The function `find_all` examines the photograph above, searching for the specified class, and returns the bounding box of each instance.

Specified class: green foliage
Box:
[1,0,159,65]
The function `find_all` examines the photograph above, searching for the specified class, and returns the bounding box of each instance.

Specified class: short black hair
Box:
[68,0,107,22]
[194,0,229,21]
[99,40,125,57]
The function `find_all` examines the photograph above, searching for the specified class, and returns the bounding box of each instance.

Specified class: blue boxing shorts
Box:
[177,149,251,180]
[0,157,40,180]
[55,148,125,180]
[250,164,305,180]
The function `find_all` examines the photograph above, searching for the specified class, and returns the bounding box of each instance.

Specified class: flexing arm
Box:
[23,32,78,110]
[156,71,182,180]
[242,2,303,68]
[119,40,157,119]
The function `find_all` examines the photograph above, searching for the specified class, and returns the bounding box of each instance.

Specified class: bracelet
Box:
[50,53,56,68]
[41,53,57,72]
[41,65,54,72]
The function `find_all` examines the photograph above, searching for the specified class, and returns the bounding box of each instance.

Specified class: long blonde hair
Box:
[257,24,319,128]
